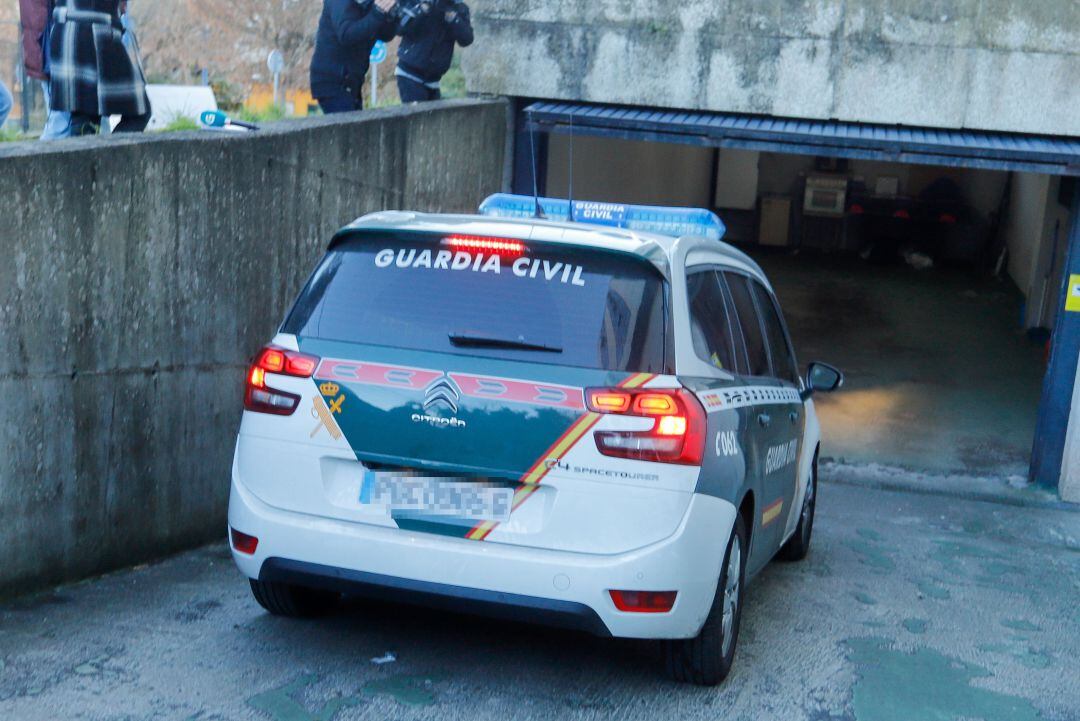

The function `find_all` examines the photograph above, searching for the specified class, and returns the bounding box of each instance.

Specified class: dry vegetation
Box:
[132,0,404,106]
[133,1,318,92]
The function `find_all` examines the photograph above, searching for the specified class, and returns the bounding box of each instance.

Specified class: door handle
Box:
[790,410,800,424]
[757,413,772,428]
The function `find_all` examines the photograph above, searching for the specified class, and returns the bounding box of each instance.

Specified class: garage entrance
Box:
[513,101,1080,489]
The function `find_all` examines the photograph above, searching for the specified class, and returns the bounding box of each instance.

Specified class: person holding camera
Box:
[394,0,473,103]
[311,0,399,114]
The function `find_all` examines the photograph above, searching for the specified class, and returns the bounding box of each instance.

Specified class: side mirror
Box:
[806,362,844,394]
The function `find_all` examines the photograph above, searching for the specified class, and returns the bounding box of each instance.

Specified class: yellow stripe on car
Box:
[762,499,784,527]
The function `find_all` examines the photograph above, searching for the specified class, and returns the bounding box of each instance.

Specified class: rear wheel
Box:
[662,514,747,686]
[778,453,818,562]
[249,579,339,618]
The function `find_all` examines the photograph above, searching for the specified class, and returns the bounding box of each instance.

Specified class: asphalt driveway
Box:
[2,476,1078,721]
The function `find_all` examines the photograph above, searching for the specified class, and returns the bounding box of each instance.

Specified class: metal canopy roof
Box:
[525,101,1080,176]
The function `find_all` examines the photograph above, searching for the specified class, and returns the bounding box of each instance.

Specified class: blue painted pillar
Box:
[1031,182,1080,492]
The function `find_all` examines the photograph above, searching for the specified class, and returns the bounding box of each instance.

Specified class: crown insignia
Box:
[319,382,340,397]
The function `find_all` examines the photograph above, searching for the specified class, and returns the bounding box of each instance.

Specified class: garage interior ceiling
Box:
[525,102,1080,177]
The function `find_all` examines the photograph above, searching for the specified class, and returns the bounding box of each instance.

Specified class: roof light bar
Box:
[478,194,726,241]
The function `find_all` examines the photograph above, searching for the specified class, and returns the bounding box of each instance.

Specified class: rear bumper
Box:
[260,557,611,636]
[229,475,736,639]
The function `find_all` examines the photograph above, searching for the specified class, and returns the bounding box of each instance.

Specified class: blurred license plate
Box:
[361,472,514,522]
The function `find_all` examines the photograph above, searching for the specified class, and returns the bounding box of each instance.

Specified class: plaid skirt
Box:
[48,0,149,117]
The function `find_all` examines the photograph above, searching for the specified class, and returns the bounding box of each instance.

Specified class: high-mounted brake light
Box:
[244,345,319,416]
[444,235,526,256]
[609,590,677,613]
[585,388,706,465]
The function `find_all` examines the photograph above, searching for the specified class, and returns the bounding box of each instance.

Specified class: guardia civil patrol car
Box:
[228,194,843,685]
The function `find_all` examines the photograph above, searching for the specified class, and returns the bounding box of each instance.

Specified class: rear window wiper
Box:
[448,332,563,354]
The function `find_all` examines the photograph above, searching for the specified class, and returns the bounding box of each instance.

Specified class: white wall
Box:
[546,135,714,208]
[1003,174,1050,317]
[1041,178,1074,331]
[548,138,1014,223]
[714,149,759,210]
[1002,174,1073,329]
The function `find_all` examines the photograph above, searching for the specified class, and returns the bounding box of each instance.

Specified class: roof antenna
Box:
[528,111,545,219]
[567,112,576,222]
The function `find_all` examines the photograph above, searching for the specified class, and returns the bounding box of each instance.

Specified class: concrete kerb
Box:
[0,98,506,160]
[821,461,1080,513]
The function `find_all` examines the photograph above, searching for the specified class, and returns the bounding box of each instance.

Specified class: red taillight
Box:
[893,209,911,220]
[254,347,318,377]
[849,204,865,215]
[230,528,259,555]
[259,348,286,373]
[586,387,706,465]
[444,235,527,256]
[939,213,958,225]
[244,345,318,416]
[286,355,316,376]
[589,391,632,413]
[610,590,677,613]
[633,393,677,415]
[656,415,688,436]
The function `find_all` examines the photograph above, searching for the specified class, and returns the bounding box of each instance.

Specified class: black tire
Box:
[778,453,818,562]
[248,579,339,618]
[662,513,747,686]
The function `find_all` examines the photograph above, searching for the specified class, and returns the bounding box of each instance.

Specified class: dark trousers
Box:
[114,113,151,133]
[317,88,362,115]
[70,111,151,135]
[397,76,441,104]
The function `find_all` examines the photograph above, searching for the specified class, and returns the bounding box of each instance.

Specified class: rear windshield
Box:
[283,233,670,373]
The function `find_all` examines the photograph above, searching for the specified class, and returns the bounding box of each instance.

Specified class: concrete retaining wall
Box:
[463,0,1080,137]
[0,98,510,597]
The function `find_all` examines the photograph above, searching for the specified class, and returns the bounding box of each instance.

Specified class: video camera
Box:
[392,0,423,32]
[354,0,454,33]
[391,0,453,33]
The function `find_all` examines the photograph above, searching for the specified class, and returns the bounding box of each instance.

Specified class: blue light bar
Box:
[478,194,726,241]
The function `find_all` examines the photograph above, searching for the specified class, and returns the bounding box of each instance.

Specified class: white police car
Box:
[228,194,843,685]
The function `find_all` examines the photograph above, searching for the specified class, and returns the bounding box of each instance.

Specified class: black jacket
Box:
[311,0,396,97]
[397,1,473,84]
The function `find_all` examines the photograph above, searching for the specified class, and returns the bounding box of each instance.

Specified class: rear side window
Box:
[724,273,770,378]
[686,271,736,371]
[283,233,670,373]
[751,281,799,384]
